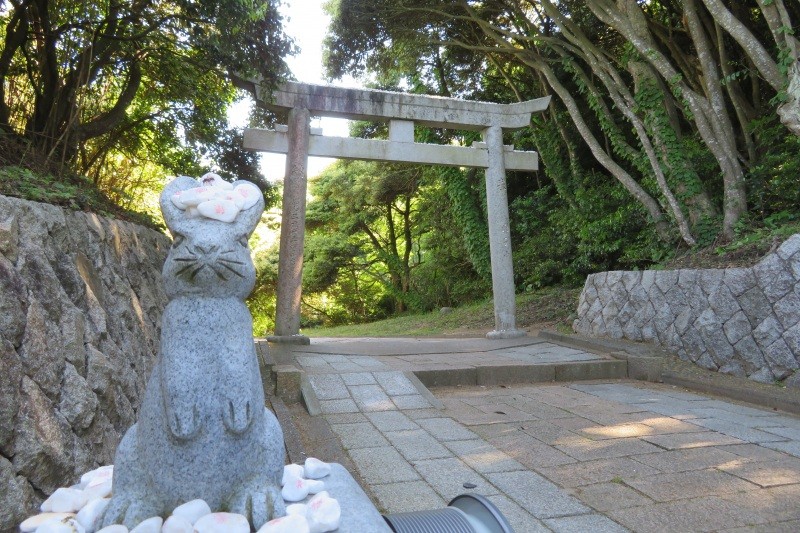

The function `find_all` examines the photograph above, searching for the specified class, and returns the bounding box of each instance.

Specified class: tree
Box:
[0,0,294,201]
[324,0,800,243]
[305,159,423,314]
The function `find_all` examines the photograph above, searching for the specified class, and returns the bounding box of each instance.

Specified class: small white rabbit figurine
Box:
[101,175,285,529]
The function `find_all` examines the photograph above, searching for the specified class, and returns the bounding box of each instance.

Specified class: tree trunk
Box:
[585,0,747,239]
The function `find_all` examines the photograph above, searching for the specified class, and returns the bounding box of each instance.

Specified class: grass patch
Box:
[0,165,161,230]
[305,286,581,337]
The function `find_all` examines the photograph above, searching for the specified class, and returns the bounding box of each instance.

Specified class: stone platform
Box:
[268,333,800,532]
[317,463,392,532]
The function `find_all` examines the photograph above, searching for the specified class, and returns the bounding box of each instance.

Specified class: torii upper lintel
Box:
[255,81,551,131]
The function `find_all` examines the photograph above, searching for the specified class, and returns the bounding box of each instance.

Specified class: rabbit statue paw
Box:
[222,394,254,435]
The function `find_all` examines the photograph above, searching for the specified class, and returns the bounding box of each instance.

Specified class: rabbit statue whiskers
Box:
[101,176,285,530]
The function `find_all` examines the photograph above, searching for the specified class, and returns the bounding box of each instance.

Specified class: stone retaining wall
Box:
[574,235,800,386]
[0,195,170,531]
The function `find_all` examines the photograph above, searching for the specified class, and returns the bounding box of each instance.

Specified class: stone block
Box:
[723,310,751,346]
[596,284,614,306]
[486,470,591,519]
[628,285,649,306]
[640,270,657,292]
[673,307,694,335]
[590,312,607,335]
[349,384,394,412]
[641,430,744,450]
[723,267,758,297]
[777,234,800,260]
[695,351,718,369]
[372,480,445,514]
[621,317,644,341]
[654,270,679,294]
[763,339,799,379]
[748,366,776,384]
[625,469,758,503]
[616,301,636,327]
[708,283,742,322]
[663,284,687,309]
[593,272,608,286]
[784,322,800,354]
[641,320,657,342]
[755,254,794,303]
[275,365,303,403]
[391,394,432,410]
[699,269,723,296]
[622,270,643,291]
[307,373,349,400]
[416,417,478,441]
[0,256,27,347]
[600,300,620,325]
[702,329,735,369]
[384,429,452,461]
[605,270,624,287]
[0,340,22,454]
[12,377,74,495]
[774,289,800,330]
[444,439,524,473]
[485,495,550,533]
[373,371,418,395]
[719,361,747,378]
[626,355,664,382]
[754,314,784,349]
[330,422,389,450]
[681,326,707,359]
[554,361,627,382]
[59,363,98,431]
[319,398,359,414]
[653,303,676,337]
[476,364,555,385]
[733,335,768,375]
[695,308,721,334]
[348,446,419,484]
[0,455,38,532]
[633,301,656,329]
[412,367,477,388]
[543,514,629,533]
[412,456,497,502]
[367,411,420,432]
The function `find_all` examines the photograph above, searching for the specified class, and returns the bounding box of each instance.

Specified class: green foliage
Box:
[717,211,800,255]
[0,0,291,217]
[441,167,491,280]
[248,245,279,336]
[748,116,800,217]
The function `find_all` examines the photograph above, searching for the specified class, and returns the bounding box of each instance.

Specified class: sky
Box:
[228,0,355,181]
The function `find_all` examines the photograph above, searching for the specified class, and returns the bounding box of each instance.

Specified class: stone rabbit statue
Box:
[102,175,286,529]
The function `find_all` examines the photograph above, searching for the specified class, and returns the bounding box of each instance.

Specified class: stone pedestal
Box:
[319,463,392,532]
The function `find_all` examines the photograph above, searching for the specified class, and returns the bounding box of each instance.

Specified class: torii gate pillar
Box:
[245,82,550,342]
[483,125,523,338]
[272,106,311,343]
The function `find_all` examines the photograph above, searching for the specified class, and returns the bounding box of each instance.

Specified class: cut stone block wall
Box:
[574,234,800,386]
[0,195,170,531]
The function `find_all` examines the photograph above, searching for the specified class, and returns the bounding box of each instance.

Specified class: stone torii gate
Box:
[244,81,550,343]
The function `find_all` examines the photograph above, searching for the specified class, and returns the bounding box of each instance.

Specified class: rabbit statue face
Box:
[159,176,265,300]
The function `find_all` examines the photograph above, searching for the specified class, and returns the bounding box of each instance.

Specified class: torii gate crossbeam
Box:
[243,82,551,343]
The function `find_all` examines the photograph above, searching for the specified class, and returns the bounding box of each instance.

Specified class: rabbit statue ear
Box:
[230,180,265,235]
[160,176,200,232]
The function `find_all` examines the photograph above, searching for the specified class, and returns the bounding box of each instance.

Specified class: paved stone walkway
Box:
[297,338,800,532]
